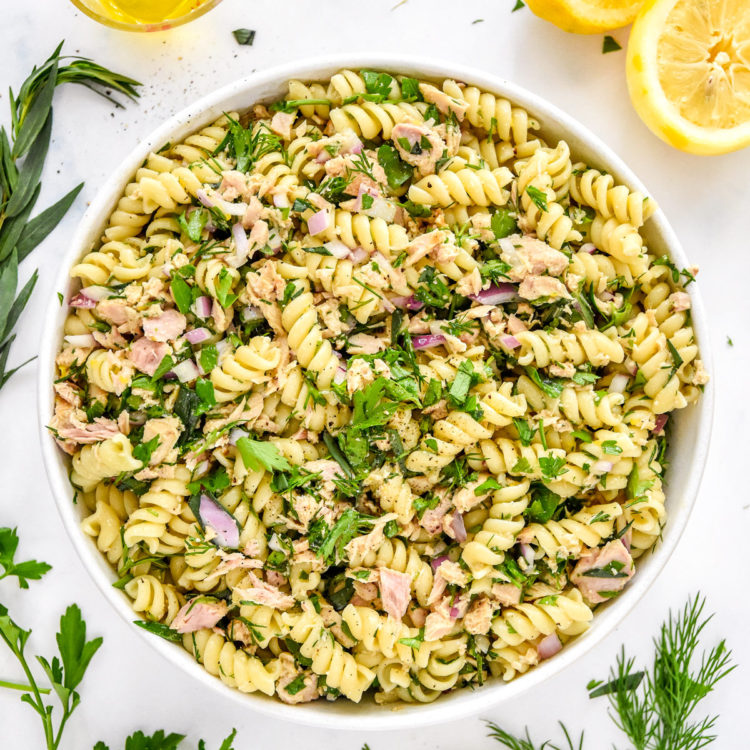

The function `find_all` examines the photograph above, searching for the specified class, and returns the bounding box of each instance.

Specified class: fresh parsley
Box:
[0,527,51,588]
[236,437,292,473]
[602,35,622,54]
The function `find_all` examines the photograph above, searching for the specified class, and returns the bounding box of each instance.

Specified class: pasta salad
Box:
[49,70,706,705]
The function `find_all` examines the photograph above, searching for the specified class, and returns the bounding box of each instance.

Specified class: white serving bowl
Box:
[38,55,714,731]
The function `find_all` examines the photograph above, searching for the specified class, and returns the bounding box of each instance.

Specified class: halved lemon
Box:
[627,0,750,155]
[524,0,644,34]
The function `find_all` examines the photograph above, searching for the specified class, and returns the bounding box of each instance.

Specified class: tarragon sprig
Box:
[0,41,141,389]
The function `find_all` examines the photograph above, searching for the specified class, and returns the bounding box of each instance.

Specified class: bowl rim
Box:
[37,53,714,731]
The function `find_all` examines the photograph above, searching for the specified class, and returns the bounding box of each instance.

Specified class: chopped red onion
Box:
[412,334,446,350]
[324,240,350,259]
[348,247,368,264]
[390,295,424,311]
[364,196,397,222]
[220,200,248,217]
[343,132,363,154]
[520,543,535,567]
[307,208,330,235]
[268,533,284,553]
[198,494,240,549]
[333,366,347,385]
[315,150,332,164]
[215,339,231,360]
[196,189,215,209]
[194,460,209,477]
[501,335,521,349]
[580,242,597,254]
[185,327,210,345]
[625,359,638,376]
[593,460,614,474]
[621,528,633,552]
[451,513,467,543]
[653,414,669,435]
[64,334,96,347]
[241,305,263,322]
[192,295,212,320]
[273,193,289,208]
[449,606,459,619]
[172,359,200,383]
[537,633,562,660]
[229,427,248,446]
[232,222,249,262]
[69,293,97,309]
[608,374,630,394]
[267,229,283,252]
[81,285,111,301]
[430,555,450,572]
[469,283,518,306]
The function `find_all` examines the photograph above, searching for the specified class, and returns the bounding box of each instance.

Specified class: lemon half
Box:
[627,0,750,155]
[525,0,644,34]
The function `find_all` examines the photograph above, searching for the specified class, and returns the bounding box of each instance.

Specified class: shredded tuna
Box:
[669,291,691,312]
[128,337,169,376]
[378,567,412,620]
[518,275,570,301]
[464,596,493,635]
[96,299,139,327]
[435,560,469,587]
[420,493,452,535]
[492,583,522,607]
[234,571,295,610]
[277,653,321,704]
[170,598,228,633]
[571,539,634,604]
[419,82,469,120]
[424,610,455,641]
[143,309,186,343]
[270,111,296,141]
[142,416,181,465]
[391,121,445,176]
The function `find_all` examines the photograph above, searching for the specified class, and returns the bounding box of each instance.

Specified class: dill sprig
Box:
[487,594,735,750]
[487,721,584,750]
[595,594,735,749]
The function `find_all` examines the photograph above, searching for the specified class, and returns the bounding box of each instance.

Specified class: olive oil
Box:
[79,0,213,25]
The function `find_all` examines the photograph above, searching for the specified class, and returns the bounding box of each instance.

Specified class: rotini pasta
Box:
[52,70,705,708]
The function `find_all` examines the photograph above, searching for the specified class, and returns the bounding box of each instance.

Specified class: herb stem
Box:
[0,677,51,694]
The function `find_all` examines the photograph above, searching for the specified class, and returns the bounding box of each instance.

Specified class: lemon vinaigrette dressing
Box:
[83,0,210,23]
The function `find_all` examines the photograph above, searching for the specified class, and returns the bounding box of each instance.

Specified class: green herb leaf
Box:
[232,28,256,45]
[377,143,413,189]
[525,185,548,212]
[525,484,561,523]
[602,35,622,54]
[491,208,518,239]
[236,437,292,473]
[12,58,57,159]
[133,619,183,644]
[56,603,103,692]
[402,199,432,218]
[5,112,51,218]
[16,182,83,263]
[170,274,192,315]
[0,527,51,588]
[513,418,535,447]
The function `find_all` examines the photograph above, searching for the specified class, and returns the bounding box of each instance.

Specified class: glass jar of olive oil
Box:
[69,0,223,31]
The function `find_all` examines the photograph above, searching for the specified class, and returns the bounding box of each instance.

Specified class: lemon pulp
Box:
[657,0,750,130]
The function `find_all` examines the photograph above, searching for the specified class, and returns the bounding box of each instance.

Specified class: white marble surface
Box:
[1,0,748,747]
